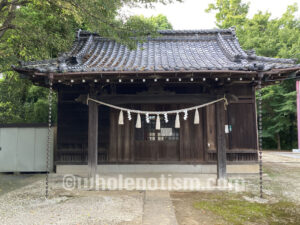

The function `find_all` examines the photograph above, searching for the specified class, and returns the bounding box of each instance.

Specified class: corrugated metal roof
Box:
[16,28,299,74]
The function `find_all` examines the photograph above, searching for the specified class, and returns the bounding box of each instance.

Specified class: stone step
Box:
[142,191,178,225]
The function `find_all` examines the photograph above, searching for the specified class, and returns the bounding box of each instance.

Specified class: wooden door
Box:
[109,104,207,163]
[135,111,180,162]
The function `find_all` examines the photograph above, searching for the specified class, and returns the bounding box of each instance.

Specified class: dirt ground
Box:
[171,151,300,225]
[0,151,299,225]
[171,191,226,225]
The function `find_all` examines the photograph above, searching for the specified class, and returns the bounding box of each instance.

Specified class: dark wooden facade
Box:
[55,81,258,165]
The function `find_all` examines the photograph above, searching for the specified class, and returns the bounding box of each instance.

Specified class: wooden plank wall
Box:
[179,108,205,162]
[56,83,258,164]
[226,85,257,150]
[109,109,135,162]
[228,103,257,149]
[56,87,110,164]
[207,84,258,162]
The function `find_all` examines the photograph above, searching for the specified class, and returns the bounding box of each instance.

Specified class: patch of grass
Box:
[262,166,277,178]
[194,193,300,225]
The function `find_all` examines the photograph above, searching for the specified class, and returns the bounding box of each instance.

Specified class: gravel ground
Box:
[0,173,43,196]
[1,151,299,224]
[0,176,144,225]
[241,151,300,203]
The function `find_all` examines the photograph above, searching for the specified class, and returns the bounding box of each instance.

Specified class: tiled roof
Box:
[16,28,299,74]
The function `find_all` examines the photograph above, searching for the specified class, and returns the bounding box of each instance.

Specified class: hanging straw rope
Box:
[87,96,228,115]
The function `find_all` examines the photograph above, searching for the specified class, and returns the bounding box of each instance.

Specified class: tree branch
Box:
[0,0,30,13]
[0,3,17,39]
[58,0,155,35]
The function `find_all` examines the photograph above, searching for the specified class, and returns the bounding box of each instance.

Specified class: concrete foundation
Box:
[56,164,259,177]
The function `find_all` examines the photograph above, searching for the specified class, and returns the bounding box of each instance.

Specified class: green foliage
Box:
[261,81,297,149]
[0,0,181,46]
[0,72,57,123]
[148,14,173,30]
[207,1,300,149]
[117,14,173,48]
[0,0,174,124]
[236,4,300,60]
[205,0,249,28]
[194,193,300,225]
[24,85,57,123]
[1,2,78,72]
[0,1,78,124]
[128,14,173,30]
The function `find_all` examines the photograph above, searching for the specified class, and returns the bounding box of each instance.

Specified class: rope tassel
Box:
[183,110,188,120]
[146,113,150,123]
[194,109,200,124]
[175,113,180,128]
[118,110,124,125]
[127,110,132,120]
[156,115,161,130]
[136,113,141,128]
[164,113,168,123]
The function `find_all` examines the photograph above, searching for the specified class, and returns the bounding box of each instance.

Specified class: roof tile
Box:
[17,29,299,73]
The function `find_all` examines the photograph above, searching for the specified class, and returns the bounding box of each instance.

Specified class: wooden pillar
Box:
[216,101,227,180]
[88,100,98,178]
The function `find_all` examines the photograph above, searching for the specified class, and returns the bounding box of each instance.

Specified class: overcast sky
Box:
[125,0,299,29]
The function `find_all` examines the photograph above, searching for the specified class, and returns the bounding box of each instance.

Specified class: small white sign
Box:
[225,125,229,134]
[161,128,173,136]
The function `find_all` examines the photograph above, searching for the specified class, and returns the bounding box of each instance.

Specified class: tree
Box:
[0,2,79,124]
[127,14,173,30]
[205,0,249,28]
[0,0,181,43]
[0,0,175,124]
[261,81,297,150]
[0,1,179,71]
[206,1,300,150]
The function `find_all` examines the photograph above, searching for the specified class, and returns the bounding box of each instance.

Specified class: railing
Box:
[55,143,107,164]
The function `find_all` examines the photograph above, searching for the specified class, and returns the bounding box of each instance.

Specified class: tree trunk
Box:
[277,133,281,151]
